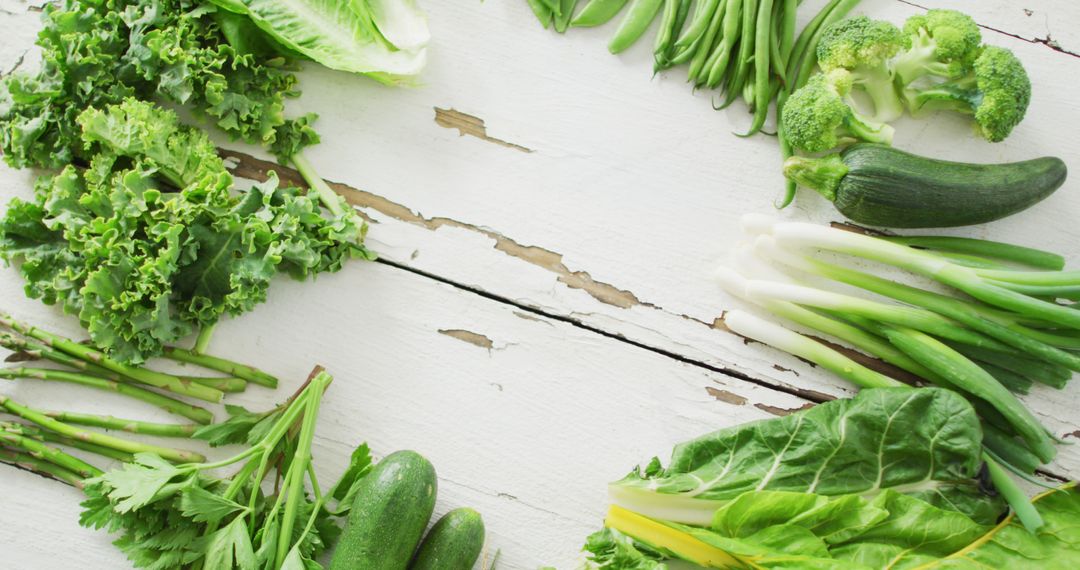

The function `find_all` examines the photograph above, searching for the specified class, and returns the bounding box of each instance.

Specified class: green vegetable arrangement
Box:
[786,11,1028,151]
[525,0,863,138]
[710,214,1080,510]
[781,143,1067,228]
[0,326,487,570]
[0,0,430,362]
[582,387,1080,568]
[0,313,277,478]
[779,10,1033,205]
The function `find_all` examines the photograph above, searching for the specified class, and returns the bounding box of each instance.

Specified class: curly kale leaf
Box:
[1,100,363,362]
[0,0,316,169]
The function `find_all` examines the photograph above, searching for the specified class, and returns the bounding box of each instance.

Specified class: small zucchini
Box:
[783,144,1067,228]
[329,450,438,570]
[410,508,486,570]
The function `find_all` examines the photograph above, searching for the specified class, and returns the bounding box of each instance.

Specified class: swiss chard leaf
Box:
[611,388,1003,525]
[583,528,668,569]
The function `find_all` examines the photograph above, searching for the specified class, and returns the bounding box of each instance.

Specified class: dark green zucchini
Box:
[409,508,486,570]
[329,450,438,570]
[783,144,1067,228]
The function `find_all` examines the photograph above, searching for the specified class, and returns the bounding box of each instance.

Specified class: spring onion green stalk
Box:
[721,267,1055,462]
[164,346,278,388]
[721,252,1024,435]
[0,367,213,425]
[947,343,1070,389]
[0,314,223,402]
[0,395,204,463]
[0,447,87,487]
[882,236,1066,271]
[983,452,1044,532]
[42,412,198,438]
[753,234,1080,371]
[741,279,1008,350]
[761,221,1080,330]
[717,264,940,382]
[724,310,902,389]
[877,326,1056,463]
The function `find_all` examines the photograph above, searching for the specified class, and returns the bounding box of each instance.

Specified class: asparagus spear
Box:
[0,367,213,425]
[0,314,223,402]
[0,395,204,463]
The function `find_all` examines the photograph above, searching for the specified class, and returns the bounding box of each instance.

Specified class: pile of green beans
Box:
[526,0,863,202]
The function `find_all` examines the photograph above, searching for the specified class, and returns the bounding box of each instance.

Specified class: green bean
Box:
[779,0,797,59]
[652,0,680,67]
[742,0,774,135]
[703,0,741,86]
[672,0,721,61]
[687,0,728,81]
[571,0,630,27]
[730,0,758,92]
[554,0,580,32]
[768,0,787,83]
[527,0,555,28]
[609,0,665,54]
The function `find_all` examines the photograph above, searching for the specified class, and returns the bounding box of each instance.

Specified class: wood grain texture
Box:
[1,0,1079,568]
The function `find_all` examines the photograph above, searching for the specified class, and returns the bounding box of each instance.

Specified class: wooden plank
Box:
[0,250,810,569]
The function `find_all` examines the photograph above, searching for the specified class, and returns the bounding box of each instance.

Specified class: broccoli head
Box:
[903,46,1031,142]
[816,16,906,122]
[781,69,895,153]
[892,9,982,86]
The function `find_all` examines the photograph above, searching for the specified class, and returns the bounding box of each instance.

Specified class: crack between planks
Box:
[221,148,1076,479]
[377,256,833,405]
[895,0,1080,58]
[219,148,875,404]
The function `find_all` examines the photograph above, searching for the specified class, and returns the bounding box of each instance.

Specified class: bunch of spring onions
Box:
[526,0,863,138]
[716,215,1079,483]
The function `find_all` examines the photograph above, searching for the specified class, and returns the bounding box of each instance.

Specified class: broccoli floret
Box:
[903,46,1031,142]
[892,9,982,86]
[816,16,906,122]
[781,69,895,153]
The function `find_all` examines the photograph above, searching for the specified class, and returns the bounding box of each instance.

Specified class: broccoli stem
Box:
[0,367,214,425]
[781,154,848,201]
[164,346,278,388]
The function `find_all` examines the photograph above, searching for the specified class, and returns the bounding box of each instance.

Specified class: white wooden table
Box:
[1,0,1078,568]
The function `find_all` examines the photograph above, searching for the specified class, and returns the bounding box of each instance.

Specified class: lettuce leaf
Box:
[610,388,1003,526]
[210,0,429,84]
